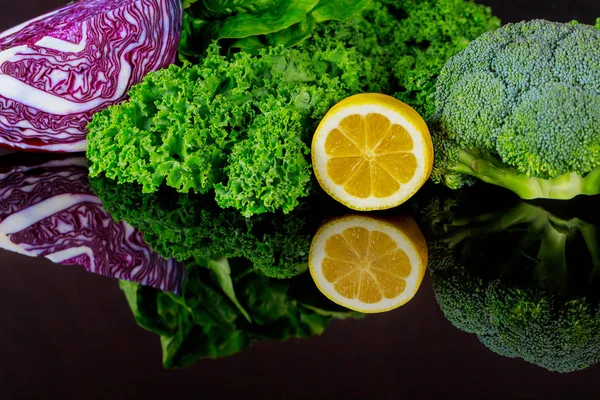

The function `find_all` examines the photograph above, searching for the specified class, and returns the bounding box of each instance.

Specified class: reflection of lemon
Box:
[311,93,433,211]
[308,215,428,313]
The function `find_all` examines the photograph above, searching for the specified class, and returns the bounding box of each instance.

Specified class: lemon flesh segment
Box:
[327,157,363,186]
[339,114,366,148]
[312,93,433,211]
[365,113,391,150]
[375,124,414,154]
[309,215,428,313]
[371,162,400,198]
[325,129,362,157]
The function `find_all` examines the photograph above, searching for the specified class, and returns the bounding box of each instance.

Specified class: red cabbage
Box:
[0,0,182,152]
[0,156,184,293]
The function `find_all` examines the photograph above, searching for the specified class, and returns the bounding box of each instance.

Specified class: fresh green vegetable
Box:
[425,188,600,373]
[89,175,318,279]
[179,0,372,57]
[121,259,361,368]
[87,45,323,216]
[87,0,499,216]
[390,0,500,117]
[430,19,600,200]
[296,0,500,118]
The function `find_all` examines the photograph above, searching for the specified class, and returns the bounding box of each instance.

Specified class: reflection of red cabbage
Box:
[0,0,182,152]
[0,157,184,293]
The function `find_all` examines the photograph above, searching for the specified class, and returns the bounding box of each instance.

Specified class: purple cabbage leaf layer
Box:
[0,0,182,152]
[0,155,184,293]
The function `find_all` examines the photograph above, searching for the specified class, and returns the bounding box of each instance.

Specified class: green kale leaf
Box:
[121,260,361,368]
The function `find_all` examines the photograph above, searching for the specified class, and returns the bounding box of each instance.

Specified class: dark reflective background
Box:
[2,1,600,399]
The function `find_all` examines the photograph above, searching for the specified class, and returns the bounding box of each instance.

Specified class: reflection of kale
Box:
[425,188,600,373]
[90,175,316,279]
[92,173,361,367]
[121,261,360,368]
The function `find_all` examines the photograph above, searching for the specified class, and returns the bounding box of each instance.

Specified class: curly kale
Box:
[89,174,318,279]
[305,0,500,117]
[426,189,600,373]
[87,45,323,217]
[430,19,600,199]
[213,99,311,216]
[390,0,500,117]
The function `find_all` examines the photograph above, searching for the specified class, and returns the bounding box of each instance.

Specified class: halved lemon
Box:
[308,214,428,313]
[311,93,433,211]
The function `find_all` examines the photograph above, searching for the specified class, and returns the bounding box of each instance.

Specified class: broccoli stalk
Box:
[436,201,542,247]
[533,219,570,295]
[580,222,600,280]
[442,149,600,200]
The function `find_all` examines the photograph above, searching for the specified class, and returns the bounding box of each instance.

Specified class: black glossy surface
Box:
[1,1,599,399]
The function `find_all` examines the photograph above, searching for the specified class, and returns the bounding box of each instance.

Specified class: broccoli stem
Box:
[582,166,600,197]
[534,220,569,295]
[453,150,600,200]
[444,202,542,248]
[579,222,600,282]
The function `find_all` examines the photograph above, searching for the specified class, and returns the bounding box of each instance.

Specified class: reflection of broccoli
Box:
[426,190,600,373]
[430,20,600,199]
[90,175,317,279]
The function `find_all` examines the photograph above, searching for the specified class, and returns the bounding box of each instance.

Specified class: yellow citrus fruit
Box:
[311,93,433,211]
[308,214,428,313]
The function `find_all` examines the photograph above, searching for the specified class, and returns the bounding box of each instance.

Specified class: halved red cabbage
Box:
[0,0,182,152]
[0,156,184,293]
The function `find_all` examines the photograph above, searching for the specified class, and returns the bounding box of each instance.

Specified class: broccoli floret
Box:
[478,333,518,359]
[486,283,600,373]
[425,189,600,372]
[430,20,600,200]
[429,242,492,336]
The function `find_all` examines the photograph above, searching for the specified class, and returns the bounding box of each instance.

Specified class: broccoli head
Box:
[430,20,600,200]
[425,188,600,373]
